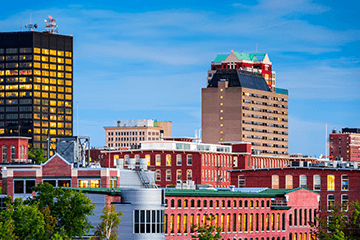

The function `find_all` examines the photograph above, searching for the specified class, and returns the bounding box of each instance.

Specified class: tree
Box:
[93,205,123,240]
[310,201,360,240]
[0,197,16,240]
[25,182,95,239]
[28,148,47,164]
[192,217,222,240]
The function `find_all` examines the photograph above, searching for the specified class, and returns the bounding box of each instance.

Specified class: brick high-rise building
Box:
[329,128,360,162]
[202,69,289,156]
[0,31,73,153]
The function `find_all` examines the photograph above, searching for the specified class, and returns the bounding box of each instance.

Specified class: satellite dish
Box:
[34,24,38,28]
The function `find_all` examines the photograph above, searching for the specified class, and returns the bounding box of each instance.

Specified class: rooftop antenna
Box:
[44,15,59,34]
[24,13,38,31]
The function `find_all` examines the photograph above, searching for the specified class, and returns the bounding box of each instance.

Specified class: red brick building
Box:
[230,167,357,210]
[0,136,30,163]
[164,187,319,240]
[329,128,360,162]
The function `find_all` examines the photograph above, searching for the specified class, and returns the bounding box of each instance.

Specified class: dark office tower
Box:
[0,31,73,153]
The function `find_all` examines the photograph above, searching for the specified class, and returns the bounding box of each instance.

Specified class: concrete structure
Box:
[0,31,73,153]
[209,50,276,89]
[104,120,172,149]
[202,69,289,156]
[329,128,360,162]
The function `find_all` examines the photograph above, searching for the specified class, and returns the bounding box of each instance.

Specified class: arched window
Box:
[2,146,7,163]
[261,213,264,231]
[289,214,292,226]
[171,199,175,208]
[183,214,188,233]
[294,209,297,226]
[299,209,302,226]
[155,170,161,181]
[197,200,201,208]
[209,200,213,208]
[250,200,254,208]
[261,200,264,208]
[239,200,242,208]
[282,213,285,230]
[256,213,259,231]
[176,214,181,233]
[11,145,16,161]
[233,200,237,208]
[238,213,242,232]
[177,199,181,208]
[191,200,195,208]
[244,200,248,208]
[203,200,207,208]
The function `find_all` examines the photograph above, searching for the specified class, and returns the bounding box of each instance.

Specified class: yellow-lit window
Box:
[50,86,56,92]
[58,72,64,78]
[6,92,18,97]
[49,64,56,70]
[65,66,72,72]
[176,214,180,233]
[42,63,49,69]
[65,73,72,79]
[50,107,56,113]
[19,91,32,97]
[34,55,41,61]
[42,78,49,84]
[58,94,64,99]
[58,101,64,107]
[19,84,32,90]
[34,128,41,134]
[50,78,56,84]
[34,121,41,127]
[65,80,72,86]
[34,77,41,83]
[49,129,56,135]
[156,154,161,166]
[50,115,56,121]
[34,113,41,120]
[34,62,41,68]
[58,79,64,85]
[90,180,100,188]
[6,85,18,90]
[57,50,64,56]
[58,65,64,71]
[58,58,64,64]
[0,71,4,76]
[79,180,88,188]
[50,100,56,106]
[42,49,49,55]
[42,92,48,98]
[49,71,56,77]
[34,48,40,54]
[272,175,279,189]
[65,59,72,65]
[50,122,56,128]
[42,129,48,135]
[286,175,293,189]
[277,213,280,230]
[65,87,72,93]
[328,175,335,191]
[34,92,41,98]
[41,56,48,62]
[42,70,49,76]
[50,57,56,63]
[65,51,72,57]
[65,123,72,129]
[50,50,56,56]
[58,86,64,92]
[34,70,41,75]
[170,214,174,233]
[65,130,72,136]
[50,93,56,99]
[166,154,171,166]
[58,129,64,135]
[42,85,49,91]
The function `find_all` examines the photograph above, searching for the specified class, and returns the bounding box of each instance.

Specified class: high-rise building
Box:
[202,68,289,156]
[0,31,73,153]
[329,128,360,162]
[208,50,276,88]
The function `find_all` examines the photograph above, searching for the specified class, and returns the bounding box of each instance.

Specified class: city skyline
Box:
[0,0,359,156]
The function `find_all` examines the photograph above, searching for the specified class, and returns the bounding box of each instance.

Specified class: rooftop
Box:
[213,52,267,63]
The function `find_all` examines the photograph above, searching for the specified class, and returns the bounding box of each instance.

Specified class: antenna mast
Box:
[44,16,59,34]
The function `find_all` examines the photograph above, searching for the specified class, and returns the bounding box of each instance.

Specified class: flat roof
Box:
[229,166,360,172]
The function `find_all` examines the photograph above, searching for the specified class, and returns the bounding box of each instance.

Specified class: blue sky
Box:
[0,0,359,156]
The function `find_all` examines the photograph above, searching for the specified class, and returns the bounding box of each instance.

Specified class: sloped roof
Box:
[207,69,271,91]
[213,52,267,63]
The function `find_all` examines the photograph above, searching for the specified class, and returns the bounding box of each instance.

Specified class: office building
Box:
[202,69,289,156]
[0,31,73,153]
[104,119,172,148]
[208,50,276,88]
[329,128,360,162]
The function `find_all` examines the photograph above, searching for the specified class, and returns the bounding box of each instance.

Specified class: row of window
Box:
[1,145,27,162]
[108,131,159,136]
[267,175,349,191]
[134,210,165,234]
[167,199,272,209]
[0,48,71,57]
[242,92,287,102]
[0,77,72,85]
[242,99,288,109]
[107,137,148,142]
[165,212,286,234]
[202,169,230,182]
[0,61,72,71]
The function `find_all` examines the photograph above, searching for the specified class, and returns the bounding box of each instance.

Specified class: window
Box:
[327,175,335,191]
[341,175,349,190]
[134,210,164,234]
[272,175,279,189]
[14,179,36,194]
[11,146,16,161]
[176,154,182,165]
[166,154,171,166]
[177,199,181,208]
[155,170,161,181]
[342,195,349,211]
[187,154,192,165]
[78,179,100,188]
[2,145,7,162]
[43,179,71,187]
[110,179,117,188]
[285,175,293,189]
[328,194,335,211]
[166,170,171,181]
[238,175,246,187]
[176,170,182,181]
[313,175,321,191]
[187,170,192,181]
[156,154,161,166]
[299,175,307,188]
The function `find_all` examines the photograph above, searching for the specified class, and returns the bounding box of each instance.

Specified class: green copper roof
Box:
[213,52,267,63]
[58,187,122,195]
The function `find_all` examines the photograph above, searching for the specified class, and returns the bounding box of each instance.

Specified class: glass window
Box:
[313,175,321,191]
[341,175,349,190]
[299,175,307,188]
[176,170,182,181]
[155,154,161,166]
[272,175,279,189]
[285,175,293,189]
[187,154,192,166]
[11,146,16,161]
[187,170,192,180]
[176,154,182,166]
[342,195,349,211]
[166,170,171,181]
[155,170,161,181]
[166,154,171,166]
[14,180,24,193]
[2,145,7,162]
[327,194,335,211]
[327,175,335,191]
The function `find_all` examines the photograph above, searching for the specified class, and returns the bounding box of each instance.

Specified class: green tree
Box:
[310,201,360,240]
[28,148,47,164]
[93,205,123,240]
[0,197,16,240]
[26,182,95,239]
[192,217,222,240]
